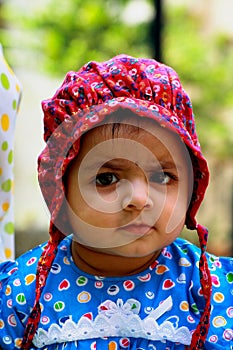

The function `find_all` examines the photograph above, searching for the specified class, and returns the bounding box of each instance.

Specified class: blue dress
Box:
[0,236,232,349]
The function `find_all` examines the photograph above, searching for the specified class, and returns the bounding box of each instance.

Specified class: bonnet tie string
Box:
[21,225,63,349]
[189,223,212,349]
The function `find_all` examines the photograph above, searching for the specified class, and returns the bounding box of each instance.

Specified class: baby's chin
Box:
[88,243,162,259]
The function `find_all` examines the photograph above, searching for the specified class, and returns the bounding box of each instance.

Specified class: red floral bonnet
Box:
[22,54,212,349]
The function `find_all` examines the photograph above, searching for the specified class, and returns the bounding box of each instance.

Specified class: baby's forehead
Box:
[96,120,150,139]
[86,115,181,147]
[77,116,189,168]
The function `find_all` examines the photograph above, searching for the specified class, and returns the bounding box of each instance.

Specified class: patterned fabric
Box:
[0,45,21,261]
[0,236,232,349]
[9,54,215,347]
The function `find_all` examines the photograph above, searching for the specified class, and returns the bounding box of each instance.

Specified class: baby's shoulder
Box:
[173,237,233,271]
[206,248,233,302]
[171,238,233,289]
[0,242,47,295]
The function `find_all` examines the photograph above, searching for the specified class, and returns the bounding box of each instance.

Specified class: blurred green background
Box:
[0,0,232,256]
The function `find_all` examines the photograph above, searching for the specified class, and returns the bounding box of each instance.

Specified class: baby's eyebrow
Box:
[98,159,133,171]
[99,159,179,172]
[159,161,178,169]
[84,158,182,174]
[82,158,128,172]
[142,160,184,174]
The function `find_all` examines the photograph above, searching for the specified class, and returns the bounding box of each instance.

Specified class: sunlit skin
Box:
[65,117,192,276]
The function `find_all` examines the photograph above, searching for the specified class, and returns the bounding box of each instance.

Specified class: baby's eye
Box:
[150,172,173,185]
[96,173,118,186]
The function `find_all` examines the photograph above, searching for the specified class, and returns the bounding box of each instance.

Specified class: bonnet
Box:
[22,54,212,349]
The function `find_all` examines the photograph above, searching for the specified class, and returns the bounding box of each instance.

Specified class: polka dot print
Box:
[0,236,232,349]
[0,45,21,261]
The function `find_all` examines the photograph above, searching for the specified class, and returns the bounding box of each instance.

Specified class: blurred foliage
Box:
[1,0,233,158]
[163,6,233,158]
[1,0,152,74]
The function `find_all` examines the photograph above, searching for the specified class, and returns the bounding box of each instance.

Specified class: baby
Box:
[0,54,232,349]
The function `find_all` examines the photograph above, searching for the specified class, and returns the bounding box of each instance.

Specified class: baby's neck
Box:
[71,241,160,277]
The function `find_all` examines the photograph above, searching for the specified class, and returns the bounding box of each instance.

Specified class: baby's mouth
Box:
[120,223,152,236]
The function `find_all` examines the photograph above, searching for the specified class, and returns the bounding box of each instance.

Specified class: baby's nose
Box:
[122,179,153,211]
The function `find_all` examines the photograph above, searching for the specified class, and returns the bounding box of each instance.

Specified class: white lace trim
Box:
[33,296,192,347]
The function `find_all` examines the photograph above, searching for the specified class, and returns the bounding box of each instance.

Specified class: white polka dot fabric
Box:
[0,44,21,261]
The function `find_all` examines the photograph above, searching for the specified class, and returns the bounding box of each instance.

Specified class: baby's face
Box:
[65,118,192,258]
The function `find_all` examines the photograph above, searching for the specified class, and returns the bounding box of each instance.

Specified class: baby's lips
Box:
[120,223,152,236]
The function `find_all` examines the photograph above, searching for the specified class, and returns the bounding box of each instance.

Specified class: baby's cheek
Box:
[97,188,119,203]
